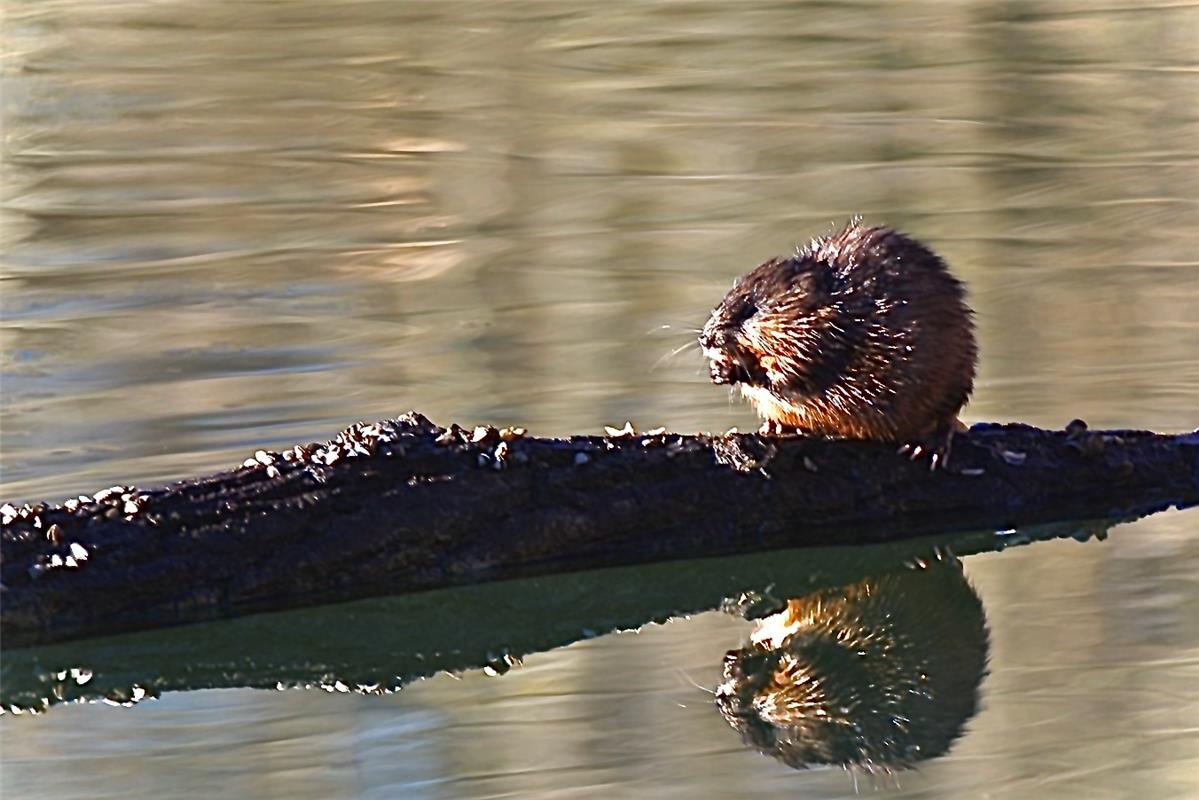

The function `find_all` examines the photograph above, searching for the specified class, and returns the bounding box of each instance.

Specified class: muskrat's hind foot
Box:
[897,419,967,471]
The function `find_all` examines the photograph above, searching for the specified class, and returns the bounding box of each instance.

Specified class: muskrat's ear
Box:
[788,257,834,302]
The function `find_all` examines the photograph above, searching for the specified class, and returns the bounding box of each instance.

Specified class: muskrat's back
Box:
[699,220,976,444]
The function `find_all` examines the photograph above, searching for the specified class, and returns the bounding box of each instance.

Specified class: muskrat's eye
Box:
[730,298,758,327]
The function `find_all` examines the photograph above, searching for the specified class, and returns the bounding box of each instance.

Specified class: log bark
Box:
[2,412,1196,647]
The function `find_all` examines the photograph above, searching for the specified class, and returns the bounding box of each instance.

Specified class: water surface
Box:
[2,1,1197,798]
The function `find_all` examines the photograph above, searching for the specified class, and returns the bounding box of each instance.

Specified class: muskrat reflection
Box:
[715,556,988,772]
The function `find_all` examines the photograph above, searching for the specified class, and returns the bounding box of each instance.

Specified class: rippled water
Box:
[2,1,1197,798]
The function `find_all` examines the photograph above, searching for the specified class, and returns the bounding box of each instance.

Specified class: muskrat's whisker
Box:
[673,667,716,696]
[646,322,703,336]
[650,339,701,373]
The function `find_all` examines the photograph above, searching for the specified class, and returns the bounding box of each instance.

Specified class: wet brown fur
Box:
[699,220,976,443]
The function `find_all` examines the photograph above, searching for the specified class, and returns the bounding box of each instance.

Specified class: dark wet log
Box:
[3,412,1197,646]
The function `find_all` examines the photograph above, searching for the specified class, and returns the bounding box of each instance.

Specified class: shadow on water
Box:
[3,515,1117,770]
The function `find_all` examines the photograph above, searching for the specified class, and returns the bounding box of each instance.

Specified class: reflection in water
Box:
[717,555,988,772]
[1,515,1191,800]
[1,527,1012,713]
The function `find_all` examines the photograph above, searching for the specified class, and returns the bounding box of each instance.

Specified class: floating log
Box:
[2,412,1196,647]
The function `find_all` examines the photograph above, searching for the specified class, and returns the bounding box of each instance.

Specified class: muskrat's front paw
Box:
[759,420,800,436]
[898,441,943,470]
[897,425,958,471]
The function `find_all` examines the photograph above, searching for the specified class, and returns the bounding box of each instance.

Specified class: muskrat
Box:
[699,219,976,463]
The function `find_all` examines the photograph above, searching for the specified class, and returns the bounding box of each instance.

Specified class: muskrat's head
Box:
[698,254,836,393]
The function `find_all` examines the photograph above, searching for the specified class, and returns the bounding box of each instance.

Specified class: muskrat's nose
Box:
[710,356,752,385]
